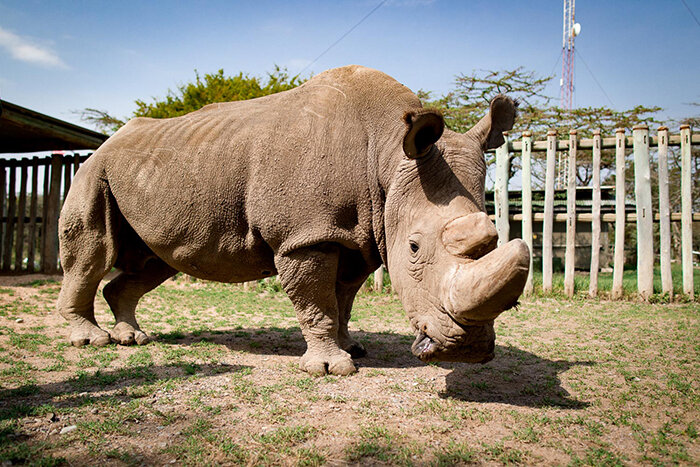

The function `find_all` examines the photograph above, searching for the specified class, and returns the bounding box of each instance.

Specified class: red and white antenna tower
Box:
[560,0,580,111]
[558,0,580,188]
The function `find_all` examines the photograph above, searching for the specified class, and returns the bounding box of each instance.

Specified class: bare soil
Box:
[0,275,697,466]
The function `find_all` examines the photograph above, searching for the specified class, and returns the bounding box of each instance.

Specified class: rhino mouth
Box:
[410,324,495,364]
[411,332,438,361]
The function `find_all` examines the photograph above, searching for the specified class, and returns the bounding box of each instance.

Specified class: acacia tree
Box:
[419,68,663,187]
[79,66,304,134]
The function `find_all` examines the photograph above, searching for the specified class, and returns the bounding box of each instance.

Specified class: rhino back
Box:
[90,66,412,281]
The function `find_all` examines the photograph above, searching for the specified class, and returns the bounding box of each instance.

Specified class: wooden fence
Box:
[0,153,88,274]
[375,125,698,300]
[504,125,698,300]
[1,126,698,302]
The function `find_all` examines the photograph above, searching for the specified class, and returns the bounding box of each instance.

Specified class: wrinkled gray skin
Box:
[57,65,529,375]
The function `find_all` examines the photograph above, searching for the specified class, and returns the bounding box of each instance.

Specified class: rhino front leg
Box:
[276,246,356,376]
[336,281,367,358]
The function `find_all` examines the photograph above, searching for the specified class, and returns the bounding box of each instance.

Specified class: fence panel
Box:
[0,154,87,274]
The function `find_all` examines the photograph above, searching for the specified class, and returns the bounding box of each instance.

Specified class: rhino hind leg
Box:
[57,177,119,347]
[276,245,356,376]
[103,252,177,345]
[57,276,112,347]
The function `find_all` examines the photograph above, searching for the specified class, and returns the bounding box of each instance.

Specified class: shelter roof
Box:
[0,100,108,154]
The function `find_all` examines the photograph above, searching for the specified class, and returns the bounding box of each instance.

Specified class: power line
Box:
[575,48,615,108]
[548,52,562,80]
[680,0,700,29]
[298,0,387,76]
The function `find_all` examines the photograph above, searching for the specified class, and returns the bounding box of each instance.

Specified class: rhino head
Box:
[384,95,529,364]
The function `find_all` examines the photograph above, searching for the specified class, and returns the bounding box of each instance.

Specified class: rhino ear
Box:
[468,95,518,150]
[403,109,444,159]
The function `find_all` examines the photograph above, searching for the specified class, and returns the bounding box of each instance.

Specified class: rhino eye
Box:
[409,240,420,254]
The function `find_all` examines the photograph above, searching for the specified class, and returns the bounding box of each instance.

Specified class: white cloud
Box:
[0,26,68,69]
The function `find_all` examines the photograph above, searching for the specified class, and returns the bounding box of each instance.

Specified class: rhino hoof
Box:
[300,351,356,376]
[91,334,111,347]
[69,326,110,347]
[110,323,150,346]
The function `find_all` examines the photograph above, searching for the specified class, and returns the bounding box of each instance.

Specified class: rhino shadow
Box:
[0,363,248,422]
[161,328,591,409]
[156,326,422,369]
[439,345,592,409]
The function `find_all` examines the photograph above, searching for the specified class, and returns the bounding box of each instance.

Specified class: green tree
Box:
[79,66,305,134]
[419,68,662,186]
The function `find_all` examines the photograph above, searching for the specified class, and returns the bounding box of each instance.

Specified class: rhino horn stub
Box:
[441,212,498,259]
[445,239,529,323]
[403,109,444,159]
[466,95,518,151]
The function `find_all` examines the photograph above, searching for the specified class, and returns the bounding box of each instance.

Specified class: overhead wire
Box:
[575,48,615,108]
[680,0,700,29]
[297,0,387,76]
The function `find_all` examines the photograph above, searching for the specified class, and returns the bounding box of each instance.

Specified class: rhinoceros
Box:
[57,65,529,375]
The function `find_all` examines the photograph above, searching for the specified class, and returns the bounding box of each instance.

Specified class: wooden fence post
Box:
[2,164,16,271]
[41,158,51,272]
[27,158,39,273]
[42,155,63,274]
[14,163,28,272]
[564,130,577,297]
[0,163,5,271]
[589,130,602,297]
[612,128,626,299]
[680,125,694,299]
[63,156,72,202]
[657,127,673,297]
[373,265,385,293]
[633,125,653,300]
[543,130,557,292]
[494,133,510,246]
[521,131,533,294]
[73,153,81,175]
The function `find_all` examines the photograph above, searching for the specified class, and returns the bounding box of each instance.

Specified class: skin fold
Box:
[57,65,529,376]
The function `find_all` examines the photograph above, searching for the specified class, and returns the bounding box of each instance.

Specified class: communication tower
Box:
[558,0,580,188]
[561,0,580,110]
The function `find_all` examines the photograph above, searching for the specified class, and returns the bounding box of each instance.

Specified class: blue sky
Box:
[1,0,698,130]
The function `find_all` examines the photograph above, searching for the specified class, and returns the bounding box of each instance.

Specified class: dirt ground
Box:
[0,274,697,466]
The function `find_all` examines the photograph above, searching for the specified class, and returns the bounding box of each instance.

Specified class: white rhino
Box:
[57,65,529,375]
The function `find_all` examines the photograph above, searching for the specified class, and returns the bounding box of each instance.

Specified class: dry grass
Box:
[0,274,697,466]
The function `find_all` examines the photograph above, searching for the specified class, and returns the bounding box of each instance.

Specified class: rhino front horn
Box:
[443,239,530,323]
